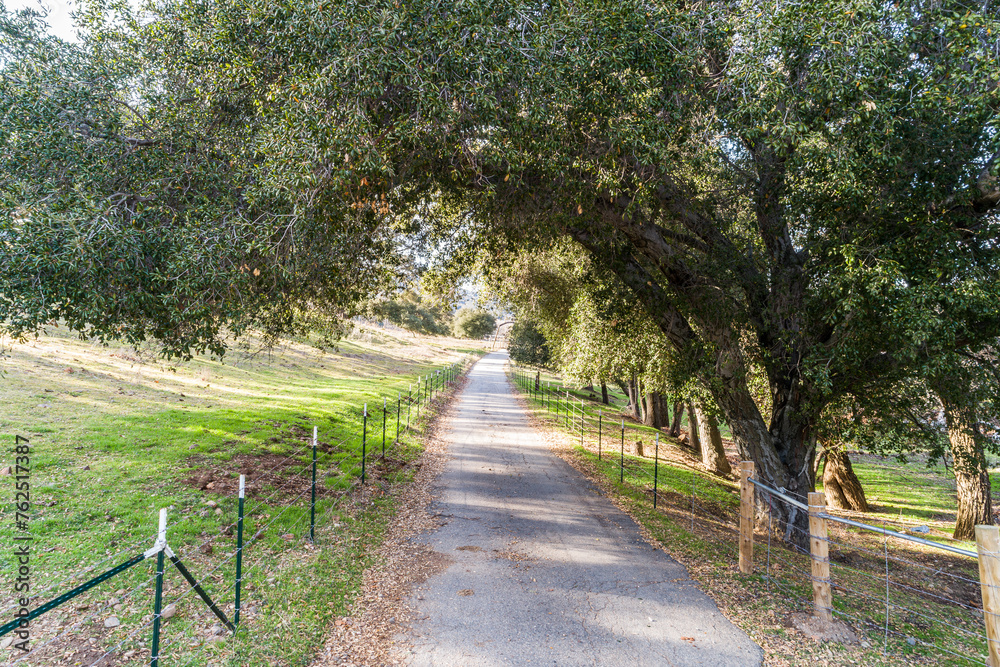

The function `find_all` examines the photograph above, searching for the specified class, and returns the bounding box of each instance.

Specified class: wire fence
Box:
[509,363,998,666]
[1,355,478,666]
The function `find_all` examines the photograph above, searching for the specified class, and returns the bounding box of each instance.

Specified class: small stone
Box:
[206,500,218,508]
[82,465,91,471]
[104,616,120,628]
[108,597,120,606]
[907,636,917,646]
[188,444,198,450]
[209,624,224,636]
[0,636,13,649]
[1,466,11,475]
[206,482,215,489]
[123,650,136,659]
[281,533,294,541]
[214,507,223,515]
[162,603,177,619]
[861,640,871,648]
[199,543,213,555]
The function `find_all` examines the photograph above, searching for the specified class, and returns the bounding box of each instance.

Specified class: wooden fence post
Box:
[975,525,1000,667]
[808,492,832,623]
[739,461,755,574]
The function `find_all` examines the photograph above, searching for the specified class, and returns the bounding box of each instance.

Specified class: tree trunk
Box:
[601,382,609,405]
[687,402,700,452]
[937,389,992,540]
[693,401,732,476]
[643,391,666,428]
[669,402,684,437]
[626,374,641,420]
[713,380,817,550]
[822,449,868,512]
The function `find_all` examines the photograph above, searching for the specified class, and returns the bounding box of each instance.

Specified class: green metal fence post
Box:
[150,509,167,667]
[654,433,660,508]
[382,397,387,458]
[310,426,317,542]
[565,391,570,427]
[620,419,625,484]
[235,475,245,627]
[396,392,401,442]
[362,404,368,484]
[598,410,602,460]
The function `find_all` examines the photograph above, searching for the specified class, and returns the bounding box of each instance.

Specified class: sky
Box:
[8,0,79,41]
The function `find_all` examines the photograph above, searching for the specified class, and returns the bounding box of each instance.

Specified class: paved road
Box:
[402,351,762,666]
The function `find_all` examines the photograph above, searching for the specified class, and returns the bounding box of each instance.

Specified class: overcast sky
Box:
[8,0,79,41]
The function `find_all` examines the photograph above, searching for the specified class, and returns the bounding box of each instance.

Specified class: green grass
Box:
[0,326,483,665]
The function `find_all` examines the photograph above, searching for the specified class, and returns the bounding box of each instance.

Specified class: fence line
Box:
[2,354,479,666]
[508,362,997,666]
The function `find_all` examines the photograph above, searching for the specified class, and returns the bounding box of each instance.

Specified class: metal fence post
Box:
[808,492,832,622]
[235,475,245,627]
[579,400,584,446]
[598,410,602,460]
[620,419,625,483]
[653,433,659,508]
[362,404,368,484]
[150,508,167,667]
[382,397,387,458]
[310,426,317,542]
[396,392,401,442]
[740,461,755,574]
[406,386,411,432]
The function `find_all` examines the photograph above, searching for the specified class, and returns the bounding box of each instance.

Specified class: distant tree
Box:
[452,308,496,339]
[369,290,451,336]
[508,320,550,367]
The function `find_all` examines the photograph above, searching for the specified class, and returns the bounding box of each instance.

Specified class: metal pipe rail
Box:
[748,475,977,559]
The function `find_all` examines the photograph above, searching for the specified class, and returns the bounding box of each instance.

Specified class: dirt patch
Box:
[182,453,344,501]
[787,612,859,644]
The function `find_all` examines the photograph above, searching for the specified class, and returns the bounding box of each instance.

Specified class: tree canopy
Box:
[3,0,1000,537]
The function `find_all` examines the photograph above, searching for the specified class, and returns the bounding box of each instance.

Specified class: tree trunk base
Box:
[822,450,868,512]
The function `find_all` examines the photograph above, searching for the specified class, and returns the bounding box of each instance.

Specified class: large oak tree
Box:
[4,0,1000,539]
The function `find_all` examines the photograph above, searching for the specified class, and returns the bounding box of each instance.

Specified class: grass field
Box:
[0,324,485,666]
[510,364,994,667]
